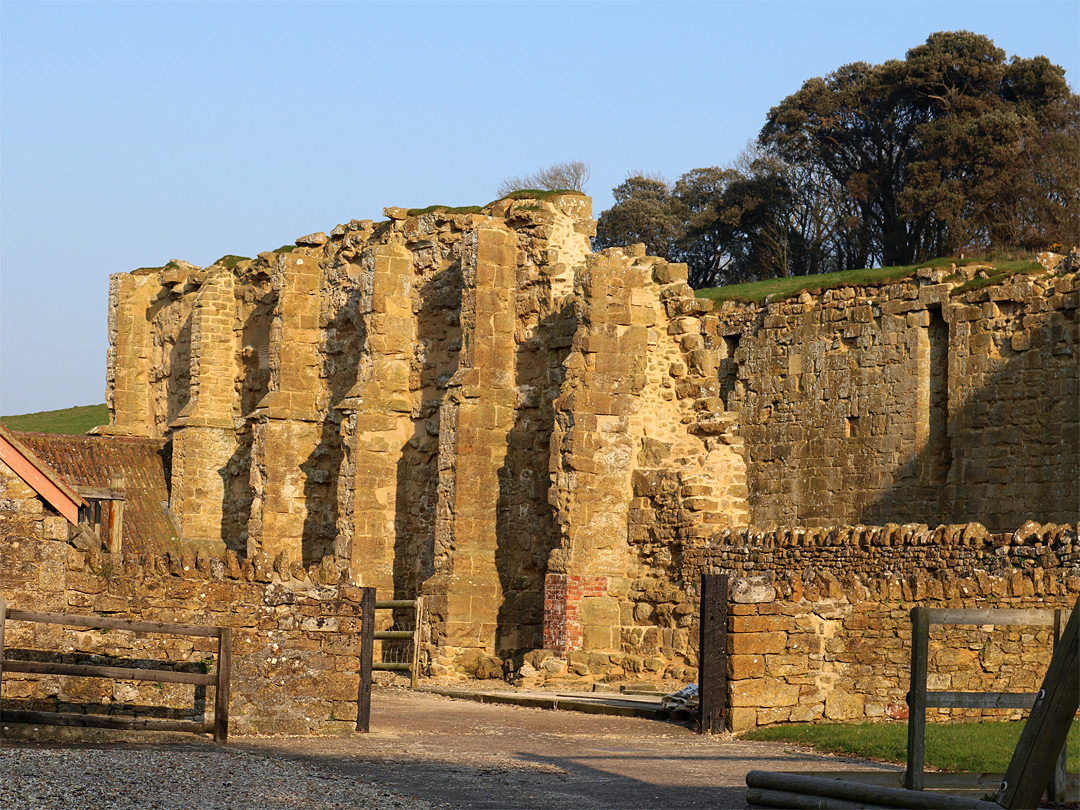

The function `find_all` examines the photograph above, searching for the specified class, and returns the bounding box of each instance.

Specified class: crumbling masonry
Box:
[91,193,1080,692]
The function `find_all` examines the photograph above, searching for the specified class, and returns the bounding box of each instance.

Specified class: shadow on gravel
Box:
[244,746,753,810]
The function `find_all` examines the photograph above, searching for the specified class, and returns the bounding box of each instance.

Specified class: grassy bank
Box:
[743,720,1078,773]
[0,403,108,435]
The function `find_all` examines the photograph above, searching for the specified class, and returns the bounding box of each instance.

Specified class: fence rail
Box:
[0,597,231,742]
[905,604,1073,801]
[355,594,425,733]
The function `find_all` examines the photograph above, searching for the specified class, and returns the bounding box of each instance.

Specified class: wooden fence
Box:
[906,605,1075,801]
[355,593,425,733]
[0,596,231,742]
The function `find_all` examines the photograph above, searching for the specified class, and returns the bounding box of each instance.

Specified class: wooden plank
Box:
[925,691,1035,709]
[5,609,220,638]
[0,430,86,523]
[107,473,125,555]
[356,587,375,733]
[374,600,416,610]
[373,630,413,640]
[2,709,212,735]
[3,660,213,685]
[998,595,1080,809]
[745,786,878,808]
[698,573,728,735]
[75,486,126,501]
[905,606,930,791]
[746,771,1003,809]
[372,662,412,672]
[927,608,1054,627]
[214,627,231,743]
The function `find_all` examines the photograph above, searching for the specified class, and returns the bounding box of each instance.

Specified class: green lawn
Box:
[0,403,108,435]
[743,720,1079,773]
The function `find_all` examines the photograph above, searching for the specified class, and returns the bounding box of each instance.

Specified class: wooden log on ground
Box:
[745,771,1003,809]
[746,786,891,808]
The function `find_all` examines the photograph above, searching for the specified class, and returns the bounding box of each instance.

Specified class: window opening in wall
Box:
[718,333,741,410]
[845,416,859,438]
[927,306,952,485]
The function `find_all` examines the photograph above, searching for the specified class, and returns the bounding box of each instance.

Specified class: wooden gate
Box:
[0,597,232,742]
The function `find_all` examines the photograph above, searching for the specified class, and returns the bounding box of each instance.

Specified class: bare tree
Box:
[497,160,590,197]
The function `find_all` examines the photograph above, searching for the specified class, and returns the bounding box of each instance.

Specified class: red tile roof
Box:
[10,431,181,555]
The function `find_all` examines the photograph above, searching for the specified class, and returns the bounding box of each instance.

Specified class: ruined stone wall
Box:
[100,198,1078,675]
[724,268,1080,530]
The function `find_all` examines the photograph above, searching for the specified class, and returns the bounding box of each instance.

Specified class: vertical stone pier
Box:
[426,226,517,661]
[169,270,240,552]
[545,250,652,655]
[336,242,417,593]
[247,251,323,563]
[103,273,157,436]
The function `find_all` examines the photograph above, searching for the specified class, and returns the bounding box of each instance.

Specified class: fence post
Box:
[698,573,728,734]
[410,597,424,690]
[214,627,231,743]
[1047,608,1069,803]
[356,587,376,732]
[0,596,6,725]
[905,606,929,791]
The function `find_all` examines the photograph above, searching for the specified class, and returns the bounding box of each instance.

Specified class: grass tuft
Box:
[213,254,251,270]
[949,260,1045,296]
[405,204,485,217]
[743,720,1078,773]
[133,260,183,273]
[0,403,109,435]
[695,257,1041,305]
[273,245,297,254]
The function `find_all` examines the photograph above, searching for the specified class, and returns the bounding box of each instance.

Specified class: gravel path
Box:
[0,743,444,810]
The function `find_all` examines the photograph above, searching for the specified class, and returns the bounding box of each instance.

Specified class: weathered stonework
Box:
[4,195,1075,730]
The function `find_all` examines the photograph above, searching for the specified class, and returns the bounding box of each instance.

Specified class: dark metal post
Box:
[356,587,376,732]
[905,606,930,790]
[698,573,728,734]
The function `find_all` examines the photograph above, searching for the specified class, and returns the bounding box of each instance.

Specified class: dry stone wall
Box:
[0,508,383,736]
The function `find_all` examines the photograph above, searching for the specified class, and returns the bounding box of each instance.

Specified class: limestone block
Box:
[824,690,866,720]
[731,677,800,708]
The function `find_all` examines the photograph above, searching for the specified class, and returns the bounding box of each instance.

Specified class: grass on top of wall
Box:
[695,256,1047,306]
[0,403,109,435]
[743,720,1079,773]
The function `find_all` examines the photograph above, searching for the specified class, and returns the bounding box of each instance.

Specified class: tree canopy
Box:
[595,32,1078,287]
[497,161,590,197]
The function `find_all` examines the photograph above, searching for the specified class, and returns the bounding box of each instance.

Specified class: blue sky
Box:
[2,0,1077,416]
